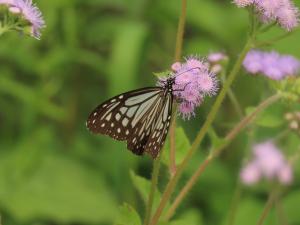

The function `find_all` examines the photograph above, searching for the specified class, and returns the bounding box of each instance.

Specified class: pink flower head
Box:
[158,56,218,120]
[243,49,300,80]
[171,62,182,72]
[240,161,261,185]
[253,141,285,178]
[10,0,45,39]
[234,0,299,31]
[0,0,13,4]
[278,164,293,184]
[178,101,197,120]
[243,50,264,74]
[240,140,293,185]
[208,52,227,63]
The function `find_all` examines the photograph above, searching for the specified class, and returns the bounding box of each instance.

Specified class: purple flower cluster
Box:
[240,141,293,185]
[158,57,218,120]
[233,0,299,31]
[243,49,300,80]
[0,0,45,39]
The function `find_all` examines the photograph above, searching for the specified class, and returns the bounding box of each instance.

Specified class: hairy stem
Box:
[169,0,187,177]
[164,93,281,220]
[256,189,279,225]
[149,35,254,225]
[144,155,162,225]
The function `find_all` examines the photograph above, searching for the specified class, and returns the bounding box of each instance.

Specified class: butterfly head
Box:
[164,77,175,93]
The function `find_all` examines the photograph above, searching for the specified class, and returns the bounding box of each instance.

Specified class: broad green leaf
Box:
[0,150,118,224]
[129,170,162,209]
[108,21,149,95]
[114,203,141,225]
[162,127,190,167]
[234,198,275,225]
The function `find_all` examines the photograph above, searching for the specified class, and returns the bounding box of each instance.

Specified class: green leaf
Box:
[161,127,191,167]
[207,128,227,149]
[0,150,118,224]
[234,198,275,225]
[158,209,203,225]
[245,103,284,128]
[108,21,149,95]
[153,70,172,77]
[114,203,141,225]
[282,190,300,224]
[129,170,162,209]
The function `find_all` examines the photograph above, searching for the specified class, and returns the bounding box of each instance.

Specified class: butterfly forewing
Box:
[86,87,172,157]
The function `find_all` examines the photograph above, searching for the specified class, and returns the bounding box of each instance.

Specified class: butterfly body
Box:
[87,77,175,158]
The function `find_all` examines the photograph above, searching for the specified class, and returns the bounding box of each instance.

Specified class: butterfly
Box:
[86,77,175,158]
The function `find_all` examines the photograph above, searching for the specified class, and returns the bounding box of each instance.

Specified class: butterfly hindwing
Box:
[87,87,171,157]
[145,92,173,158]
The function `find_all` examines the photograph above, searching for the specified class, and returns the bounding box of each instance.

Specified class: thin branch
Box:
[144,155,162,225]
[256,188,279,225]
[149,35,254,225]
[169,0,187,177]
[164,93,281,220]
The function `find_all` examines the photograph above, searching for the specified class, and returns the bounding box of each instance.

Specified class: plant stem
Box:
[275,198,288,225]
[144,154,162,225]
[256,188,279,225]
[149,35,254,225]
[174,0,187,61]
[163,93,281,220]
[221,73,243,118]
[169,0,187,177]
[227,184,242,225]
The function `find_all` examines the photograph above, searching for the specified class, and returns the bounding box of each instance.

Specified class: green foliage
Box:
[162,127,191,166]
[159,209,203,225]
[114,203,142,225]
[246,103,285,128]
[130,170,167,210]
[1,0,300,225]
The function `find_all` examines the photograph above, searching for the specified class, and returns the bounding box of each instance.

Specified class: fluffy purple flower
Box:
[243,49,300,80]
[0,0,13,4]
[12,0,45,39]
[234,0,299,31]
[0,0,45,39]
[178,101,196,120]
[240,141,293,185]
[158,56,218,120]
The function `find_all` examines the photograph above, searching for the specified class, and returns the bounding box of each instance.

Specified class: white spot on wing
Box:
[116,113,121,121]
[122,118,129,127]
[105,113,112,121]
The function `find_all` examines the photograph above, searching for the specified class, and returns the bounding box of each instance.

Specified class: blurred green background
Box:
[1,0,300,225]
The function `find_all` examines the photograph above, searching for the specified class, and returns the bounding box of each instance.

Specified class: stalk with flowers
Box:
[144,0,300,225]
[0,0,44,39]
